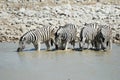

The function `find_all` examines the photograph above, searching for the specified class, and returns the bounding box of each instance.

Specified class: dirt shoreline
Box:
[0,1,120,43]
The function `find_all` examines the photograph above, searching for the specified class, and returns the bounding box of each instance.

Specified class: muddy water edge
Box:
[0,42,120,80]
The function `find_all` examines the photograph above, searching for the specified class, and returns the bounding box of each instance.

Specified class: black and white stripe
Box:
[78,23,100,50]
[17,25,59,52]
[95,24,113,50]
[55,24,77,50]
[78,22,113,51]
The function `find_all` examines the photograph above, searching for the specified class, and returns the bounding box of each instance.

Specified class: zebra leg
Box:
[96,42,101,50]
[50,39,54,46]
[72,41,75,49]
[80,38,86,51]
[101,41,106,51]
[65,41,69,51]
[37,42,41,51]
[52,39,58,50]
[45,41,50,51]
[60,41,64,50]
[55,44,58,50]
[33,42,38,50]
[104,41,111,51]
[79,41,82,50]
[91,41,94,49]
[70,41,75,50]
[109,40,112,50]
[92,40,100,50]
[87,40,91,49]
[51,38,58,50]
[107,40,112,51]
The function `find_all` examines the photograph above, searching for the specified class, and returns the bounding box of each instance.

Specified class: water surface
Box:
[0,42,120,80]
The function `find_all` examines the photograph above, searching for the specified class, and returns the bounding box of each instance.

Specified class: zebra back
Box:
[19,29,36,43]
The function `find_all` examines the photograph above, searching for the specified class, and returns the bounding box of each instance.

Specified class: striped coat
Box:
[55,24,77,50]
[17,25,59,52]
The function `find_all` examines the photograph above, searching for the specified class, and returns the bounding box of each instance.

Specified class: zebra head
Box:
[55,28,66,49]
[17,29,36,52]
[17,36,27,52]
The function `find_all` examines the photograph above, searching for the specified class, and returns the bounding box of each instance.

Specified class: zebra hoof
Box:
[47,49,51,51]
[36,49,40,52]
[79,48,83,51]
[55,45,58,50]
[102,47,106,51]
[65,49,68,51]
[80,49,83,51]
[95,49,100,51]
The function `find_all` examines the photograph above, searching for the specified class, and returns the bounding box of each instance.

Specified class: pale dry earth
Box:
[0,0,120,43]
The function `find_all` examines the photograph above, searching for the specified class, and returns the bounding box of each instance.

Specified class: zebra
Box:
[79,22,112,51]
[78,22,101,50]
[95,24,113,51]
[55,24,77,50]
[17,25,59,52]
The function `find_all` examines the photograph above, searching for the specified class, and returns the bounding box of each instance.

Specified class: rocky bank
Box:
[0,1,120,43]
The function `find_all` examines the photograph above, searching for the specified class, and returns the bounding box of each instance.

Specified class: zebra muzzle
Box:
[17,48,23,52]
